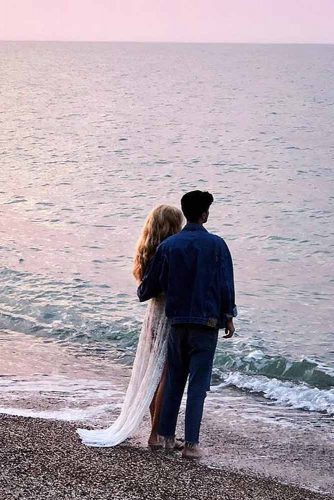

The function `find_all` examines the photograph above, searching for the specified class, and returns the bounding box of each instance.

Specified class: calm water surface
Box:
[0,43,333,422]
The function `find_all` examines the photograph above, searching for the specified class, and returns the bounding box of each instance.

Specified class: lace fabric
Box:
[77,296,170,447]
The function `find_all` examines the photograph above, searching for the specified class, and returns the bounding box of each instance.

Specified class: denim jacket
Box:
[137,223,237,329]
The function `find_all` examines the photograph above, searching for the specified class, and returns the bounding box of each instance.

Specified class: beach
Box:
[1,414,333,500]
[1,329,333,496]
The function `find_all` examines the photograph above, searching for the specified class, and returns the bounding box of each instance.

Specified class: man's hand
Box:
[223,318,235,339]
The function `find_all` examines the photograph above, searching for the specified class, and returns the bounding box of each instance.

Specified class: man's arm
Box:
[220,241,237,337]
[137,245,167,302]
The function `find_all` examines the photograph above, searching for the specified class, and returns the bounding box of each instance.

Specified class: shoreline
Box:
[0,415,333,500]
[1,331,333,495]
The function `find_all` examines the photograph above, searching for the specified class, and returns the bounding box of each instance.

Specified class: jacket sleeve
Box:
[221,242,238,318]
[137,245,168,302]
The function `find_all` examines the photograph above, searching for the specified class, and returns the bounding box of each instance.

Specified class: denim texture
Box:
[158,324,218,444]
[137,223,237,329]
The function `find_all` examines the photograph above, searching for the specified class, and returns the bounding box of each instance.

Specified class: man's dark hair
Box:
[181,190,214,222]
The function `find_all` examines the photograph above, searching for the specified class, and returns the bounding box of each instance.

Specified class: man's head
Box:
[181,190,214,224]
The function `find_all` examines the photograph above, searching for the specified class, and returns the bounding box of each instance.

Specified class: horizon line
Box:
[0,39,334,45]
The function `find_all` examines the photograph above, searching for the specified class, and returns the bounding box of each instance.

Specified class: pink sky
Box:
[0,0,333,43]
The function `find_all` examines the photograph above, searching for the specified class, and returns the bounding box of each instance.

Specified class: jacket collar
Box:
[182,223,208,232]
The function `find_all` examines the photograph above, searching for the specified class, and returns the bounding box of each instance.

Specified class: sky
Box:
[0,0,333,44]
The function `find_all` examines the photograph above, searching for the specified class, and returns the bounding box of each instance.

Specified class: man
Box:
[137,190,237,459]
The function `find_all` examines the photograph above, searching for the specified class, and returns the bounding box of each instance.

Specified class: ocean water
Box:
[0,42,333,426]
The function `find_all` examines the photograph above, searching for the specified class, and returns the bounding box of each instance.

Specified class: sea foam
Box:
[220,372,334,414]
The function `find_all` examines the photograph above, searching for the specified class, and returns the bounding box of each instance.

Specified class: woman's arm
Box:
[137,245,167,302]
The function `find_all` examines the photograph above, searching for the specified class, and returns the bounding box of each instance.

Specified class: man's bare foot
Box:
[164,437,184,451]
[148,434,164,448]
[182,443,203,459]
[164,437,176,451]
[173,438,185,451]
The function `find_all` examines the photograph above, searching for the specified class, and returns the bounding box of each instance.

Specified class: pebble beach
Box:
[1,415,333,500]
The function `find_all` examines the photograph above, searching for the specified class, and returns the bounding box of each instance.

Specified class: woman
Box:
[77,205,183,447]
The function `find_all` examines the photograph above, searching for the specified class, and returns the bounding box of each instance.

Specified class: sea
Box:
[0,42,333,491]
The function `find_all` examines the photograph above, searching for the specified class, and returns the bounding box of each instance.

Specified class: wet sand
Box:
[0,415,333,500]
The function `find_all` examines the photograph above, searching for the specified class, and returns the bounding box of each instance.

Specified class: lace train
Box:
[77,297,170,447]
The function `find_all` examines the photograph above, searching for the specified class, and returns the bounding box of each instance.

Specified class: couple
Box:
[78,190,237,459]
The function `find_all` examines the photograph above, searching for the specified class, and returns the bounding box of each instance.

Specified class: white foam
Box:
[0,376,124,400]
[245,349,265,360]
[0,403,111,422]
[0,376,125,424]
[221,372,334,414]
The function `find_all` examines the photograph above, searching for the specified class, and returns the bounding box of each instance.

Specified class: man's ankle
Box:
[185,441,199,448]
[159,434,174,440]
[182,442,203,459]
[163,436,175,449]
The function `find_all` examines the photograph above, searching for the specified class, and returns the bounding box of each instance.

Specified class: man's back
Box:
[138,222,236,329]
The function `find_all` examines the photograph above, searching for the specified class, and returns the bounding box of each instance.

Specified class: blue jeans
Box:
[158,324,218,444]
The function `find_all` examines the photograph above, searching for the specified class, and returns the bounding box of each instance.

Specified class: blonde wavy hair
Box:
[133,205,183,282]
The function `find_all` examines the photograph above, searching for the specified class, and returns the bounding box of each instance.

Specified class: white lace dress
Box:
[77,296,170,447]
